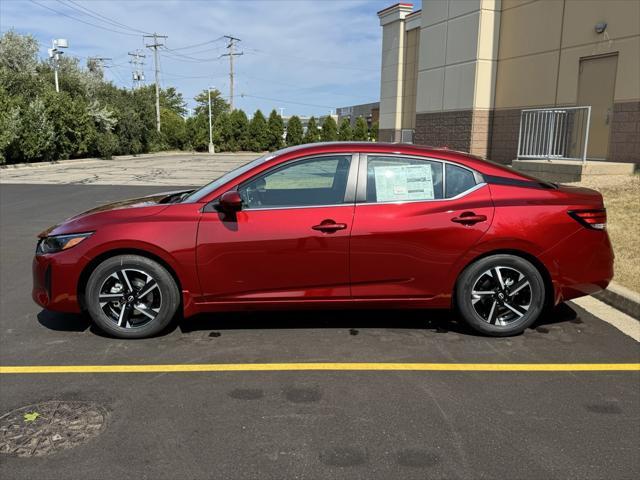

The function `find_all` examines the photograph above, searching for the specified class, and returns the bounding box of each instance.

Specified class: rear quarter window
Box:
[445,164,476,198]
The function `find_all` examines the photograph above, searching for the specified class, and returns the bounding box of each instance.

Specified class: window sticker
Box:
[373,164,434,201]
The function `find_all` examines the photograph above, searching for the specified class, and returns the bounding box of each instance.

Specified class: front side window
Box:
[238,155,352,209]
[366,156,444,202]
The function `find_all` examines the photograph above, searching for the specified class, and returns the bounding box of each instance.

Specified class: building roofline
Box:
[376,3,413,16]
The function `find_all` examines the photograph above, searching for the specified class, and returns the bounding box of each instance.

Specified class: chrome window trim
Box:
[239,203,355,212]
[356,182,487,206]
[236,152,359,212]
[358,153,485,204]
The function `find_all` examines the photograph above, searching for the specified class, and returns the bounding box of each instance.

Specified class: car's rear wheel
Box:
[85,255,180,338]
[455,254,545,336]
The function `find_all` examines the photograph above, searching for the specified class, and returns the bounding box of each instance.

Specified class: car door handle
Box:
[451,212,487,225]
[312,220,347,233]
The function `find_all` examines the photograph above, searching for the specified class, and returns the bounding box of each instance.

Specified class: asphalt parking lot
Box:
[1,175,639,478]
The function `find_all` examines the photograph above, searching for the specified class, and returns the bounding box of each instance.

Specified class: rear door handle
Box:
[312,220,347,233]
[451,212,487,225]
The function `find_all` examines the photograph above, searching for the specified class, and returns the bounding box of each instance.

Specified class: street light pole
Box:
[48,38,68,93]
[208,87,215,154]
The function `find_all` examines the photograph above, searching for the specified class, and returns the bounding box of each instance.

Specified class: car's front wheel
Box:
[85,255,180,338]
[455,254,546,336]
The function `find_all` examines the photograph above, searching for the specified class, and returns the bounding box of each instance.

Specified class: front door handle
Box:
[451,212,487,225]
[312,220,347,233]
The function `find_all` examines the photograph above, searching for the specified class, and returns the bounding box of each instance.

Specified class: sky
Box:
[0,0,408,117]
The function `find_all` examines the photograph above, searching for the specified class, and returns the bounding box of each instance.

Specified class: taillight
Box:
[568,209,607,230]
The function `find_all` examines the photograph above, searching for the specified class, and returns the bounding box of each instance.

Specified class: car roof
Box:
[271,142,523,179]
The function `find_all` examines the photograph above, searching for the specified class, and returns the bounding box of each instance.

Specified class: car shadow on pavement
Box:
[37,309,91,332]
[36,303,579,338]
[178,303,579,337]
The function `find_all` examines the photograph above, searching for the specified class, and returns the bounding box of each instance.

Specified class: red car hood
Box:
[40,189,192,237]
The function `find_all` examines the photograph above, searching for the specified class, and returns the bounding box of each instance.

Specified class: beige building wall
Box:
[377,0,638,163]
[491,0,640,163]
[401,22,420,130]
[377,3,415,142]
[414,0,501,156]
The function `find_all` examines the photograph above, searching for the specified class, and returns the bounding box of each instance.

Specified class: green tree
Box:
[267,109,284,151]
[213,111,233,151]
[161,108,188,150]
[286,115,304,146]
[229,109,250,151]
[185,114,209,151]
[44,91,96,159]
[321,116,338,142]
[248,110,269,151]
[369,121,379,142]
[9,98,55,162]
[338,118,353,141]
[0,86,20,163]
[193,88,229,118]
[353,117,368,141]
[303,116,320,143]
[161,87,187,116]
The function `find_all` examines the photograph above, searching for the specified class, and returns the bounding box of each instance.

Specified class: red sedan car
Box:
[33,142,613,338]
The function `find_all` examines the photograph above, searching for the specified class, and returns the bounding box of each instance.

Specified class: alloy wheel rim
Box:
[470,266,532,326]
[98,268,162,329]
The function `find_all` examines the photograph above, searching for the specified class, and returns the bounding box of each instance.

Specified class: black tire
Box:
[85,255,180,339]
[455,254,545,336]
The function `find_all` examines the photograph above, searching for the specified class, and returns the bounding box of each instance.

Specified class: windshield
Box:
[181,153,273,202]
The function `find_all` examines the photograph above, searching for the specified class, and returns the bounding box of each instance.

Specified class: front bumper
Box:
[32,253,83,313]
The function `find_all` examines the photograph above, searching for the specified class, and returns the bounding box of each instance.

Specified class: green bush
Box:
[95,132,118,159]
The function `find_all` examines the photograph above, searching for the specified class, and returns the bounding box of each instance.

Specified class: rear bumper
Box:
[32,254,83,313]
[541,228,614,303]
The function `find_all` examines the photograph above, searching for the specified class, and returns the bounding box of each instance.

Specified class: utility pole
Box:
[128,50,146,89]
[48,38,68,93]
[144,33,168,132]
[208,86,215,154]
[221,35,243,111]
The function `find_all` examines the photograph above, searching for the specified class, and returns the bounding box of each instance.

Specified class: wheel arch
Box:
[77,248,183,311]
[452,248,556,311]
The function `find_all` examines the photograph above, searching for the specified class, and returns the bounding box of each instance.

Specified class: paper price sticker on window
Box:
[374,164,435,202]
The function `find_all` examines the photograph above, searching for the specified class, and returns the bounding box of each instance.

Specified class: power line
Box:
[166,36,224,51]
[29,0,140,37]
[59,0,150,35]
[159,47,224,63]
[221,35,242,110]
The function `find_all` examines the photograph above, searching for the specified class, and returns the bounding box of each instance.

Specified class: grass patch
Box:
[571,175,640,292]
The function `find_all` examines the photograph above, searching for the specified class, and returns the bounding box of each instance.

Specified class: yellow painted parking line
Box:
[1,363,639,374]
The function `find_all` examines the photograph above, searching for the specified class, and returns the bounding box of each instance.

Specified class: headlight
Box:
[36,232,93,254]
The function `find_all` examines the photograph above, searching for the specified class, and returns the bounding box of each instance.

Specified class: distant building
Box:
[336,102,380,128]
[377,1,639,163]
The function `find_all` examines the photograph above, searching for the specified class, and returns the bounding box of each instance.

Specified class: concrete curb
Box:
[593,282,640,320]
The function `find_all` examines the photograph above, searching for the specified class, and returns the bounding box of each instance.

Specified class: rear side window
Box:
[445,163,476,198]
[366,156,444,202]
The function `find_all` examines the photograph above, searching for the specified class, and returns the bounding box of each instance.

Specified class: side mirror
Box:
[217,190,243,213]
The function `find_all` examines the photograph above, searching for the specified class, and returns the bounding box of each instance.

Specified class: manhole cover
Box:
[0,401,107,457]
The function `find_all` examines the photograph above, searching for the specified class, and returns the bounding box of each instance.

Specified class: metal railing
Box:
[401,129,414,144]
[517,106,591,163]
